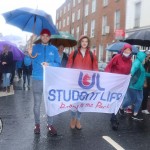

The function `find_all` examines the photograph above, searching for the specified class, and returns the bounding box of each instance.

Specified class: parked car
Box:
[98,62,107,72]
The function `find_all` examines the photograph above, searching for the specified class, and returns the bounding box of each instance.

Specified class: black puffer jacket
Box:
[0,51,13,73]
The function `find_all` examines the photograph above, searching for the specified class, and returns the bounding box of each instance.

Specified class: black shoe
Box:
[110,119,119,131]
[132,114,143,121]
[119,108,125,116]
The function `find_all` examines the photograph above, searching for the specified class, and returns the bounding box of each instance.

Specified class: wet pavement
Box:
[0,80,150,150]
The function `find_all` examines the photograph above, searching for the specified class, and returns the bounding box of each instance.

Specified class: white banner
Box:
[43,67,131,116]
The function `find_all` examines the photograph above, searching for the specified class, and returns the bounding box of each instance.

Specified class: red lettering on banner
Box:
[59,102,95,109]
[95,102,110,109]
[60,102,66,108]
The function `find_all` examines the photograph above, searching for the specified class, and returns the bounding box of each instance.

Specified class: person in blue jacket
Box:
[120,51,150,120]
[28,29,61,135]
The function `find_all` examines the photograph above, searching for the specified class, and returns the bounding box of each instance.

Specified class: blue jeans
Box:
[32,80,53,125]
[122,88,143,113]
[23,73,30,86]
[71,111,81,120]
[3,73,11,87]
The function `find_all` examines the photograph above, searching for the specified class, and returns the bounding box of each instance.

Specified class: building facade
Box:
[56,0,126,62]
[126,0,150,37]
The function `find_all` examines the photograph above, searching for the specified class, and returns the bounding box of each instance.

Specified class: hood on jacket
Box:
[121,44,132,53]
[120,44,132,59]
[136,51,146,63]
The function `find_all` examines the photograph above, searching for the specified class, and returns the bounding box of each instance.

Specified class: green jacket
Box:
[129,52,150,90]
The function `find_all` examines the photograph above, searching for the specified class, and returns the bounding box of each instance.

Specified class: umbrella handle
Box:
[29,53,38,58]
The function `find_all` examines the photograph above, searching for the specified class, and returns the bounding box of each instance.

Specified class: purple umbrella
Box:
[0,41,24,61]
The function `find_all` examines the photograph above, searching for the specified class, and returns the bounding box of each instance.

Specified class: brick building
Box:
[56,0,126,62]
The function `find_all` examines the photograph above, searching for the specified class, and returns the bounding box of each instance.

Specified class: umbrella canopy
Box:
[106,42,139,54]
[2,7,58,35]
[0,41,24,61]
[124,30,150,47]
[34,32,77,47]
[0,35,22,41]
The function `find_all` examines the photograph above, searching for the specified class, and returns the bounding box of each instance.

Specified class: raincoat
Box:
[32,44,61,80]
[105,44,132,75]
[129,52,150,90]
[66,48,98,71]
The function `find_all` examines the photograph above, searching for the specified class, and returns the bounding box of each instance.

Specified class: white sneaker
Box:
[142,110,150,114]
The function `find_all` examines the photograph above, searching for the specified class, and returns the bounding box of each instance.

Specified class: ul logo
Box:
[78,72,105,91]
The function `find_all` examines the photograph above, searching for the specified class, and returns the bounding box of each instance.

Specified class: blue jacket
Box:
[129,52,150,90]
[32,44,61,80]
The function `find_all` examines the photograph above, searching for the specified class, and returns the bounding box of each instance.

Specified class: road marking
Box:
[102,136,125,150]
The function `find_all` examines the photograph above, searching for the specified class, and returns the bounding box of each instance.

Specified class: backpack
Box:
[72,49,94,65]
[24,56,32,66]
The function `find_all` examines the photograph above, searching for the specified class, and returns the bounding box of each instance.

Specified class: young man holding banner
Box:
[28,29,61,134]
[66,35,98,129]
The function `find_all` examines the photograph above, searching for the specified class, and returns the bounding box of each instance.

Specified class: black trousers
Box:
[142,87,150,110]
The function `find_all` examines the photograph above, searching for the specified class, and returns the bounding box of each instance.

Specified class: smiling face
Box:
[81,38,89,49]
[40,34,50,44]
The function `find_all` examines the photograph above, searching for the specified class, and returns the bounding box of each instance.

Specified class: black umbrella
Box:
[124,30,150,47]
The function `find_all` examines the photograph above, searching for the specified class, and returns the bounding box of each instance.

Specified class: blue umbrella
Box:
[106,42,139,54]
[2,7,58,35]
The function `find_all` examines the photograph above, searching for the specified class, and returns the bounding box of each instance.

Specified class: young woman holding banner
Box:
[66,35,98,129]
[105,44,132,130]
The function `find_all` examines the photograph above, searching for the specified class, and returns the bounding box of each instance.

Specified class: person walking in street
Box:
[16,60,23,80]
[141,54,150,114]
[0,45,13,92]
[105,44,132,130]
[22,51,32,90]
[66,35,98,130]
[28,29,61,135]
[119,51,150,121]
[58,44,68,67]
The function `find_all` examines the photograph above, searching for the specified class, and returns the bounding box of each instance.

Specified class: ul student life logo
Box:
[78,72,105,91]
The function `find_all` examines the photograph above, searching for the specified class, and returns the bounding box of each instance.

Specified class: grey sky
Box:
[0,0,65,41]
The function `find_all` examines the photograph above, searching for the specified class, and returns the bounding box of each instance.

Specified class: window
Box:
[103,0,108,6]
[91,20,95,37]
[106,49,111,62]
[67,16,70,26]
[84,23,88,35]
[72,13,75,23]
[56,23,59,29]
[76,26,80,40]
[59,21,61,29]
[71,28,74,35]
[56,13,59,20]
[63,18,66,27]
[68,3,70,11]
[114,10,120,30]
[73,0,76,7]
[102,15,107,35]
[77,9,80,20]
[134,2,141,27]
[60,10,62,17]
[85,4,89,16]
[99,45,103,62]
[92,0,96,13]
[64,6,66,14]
